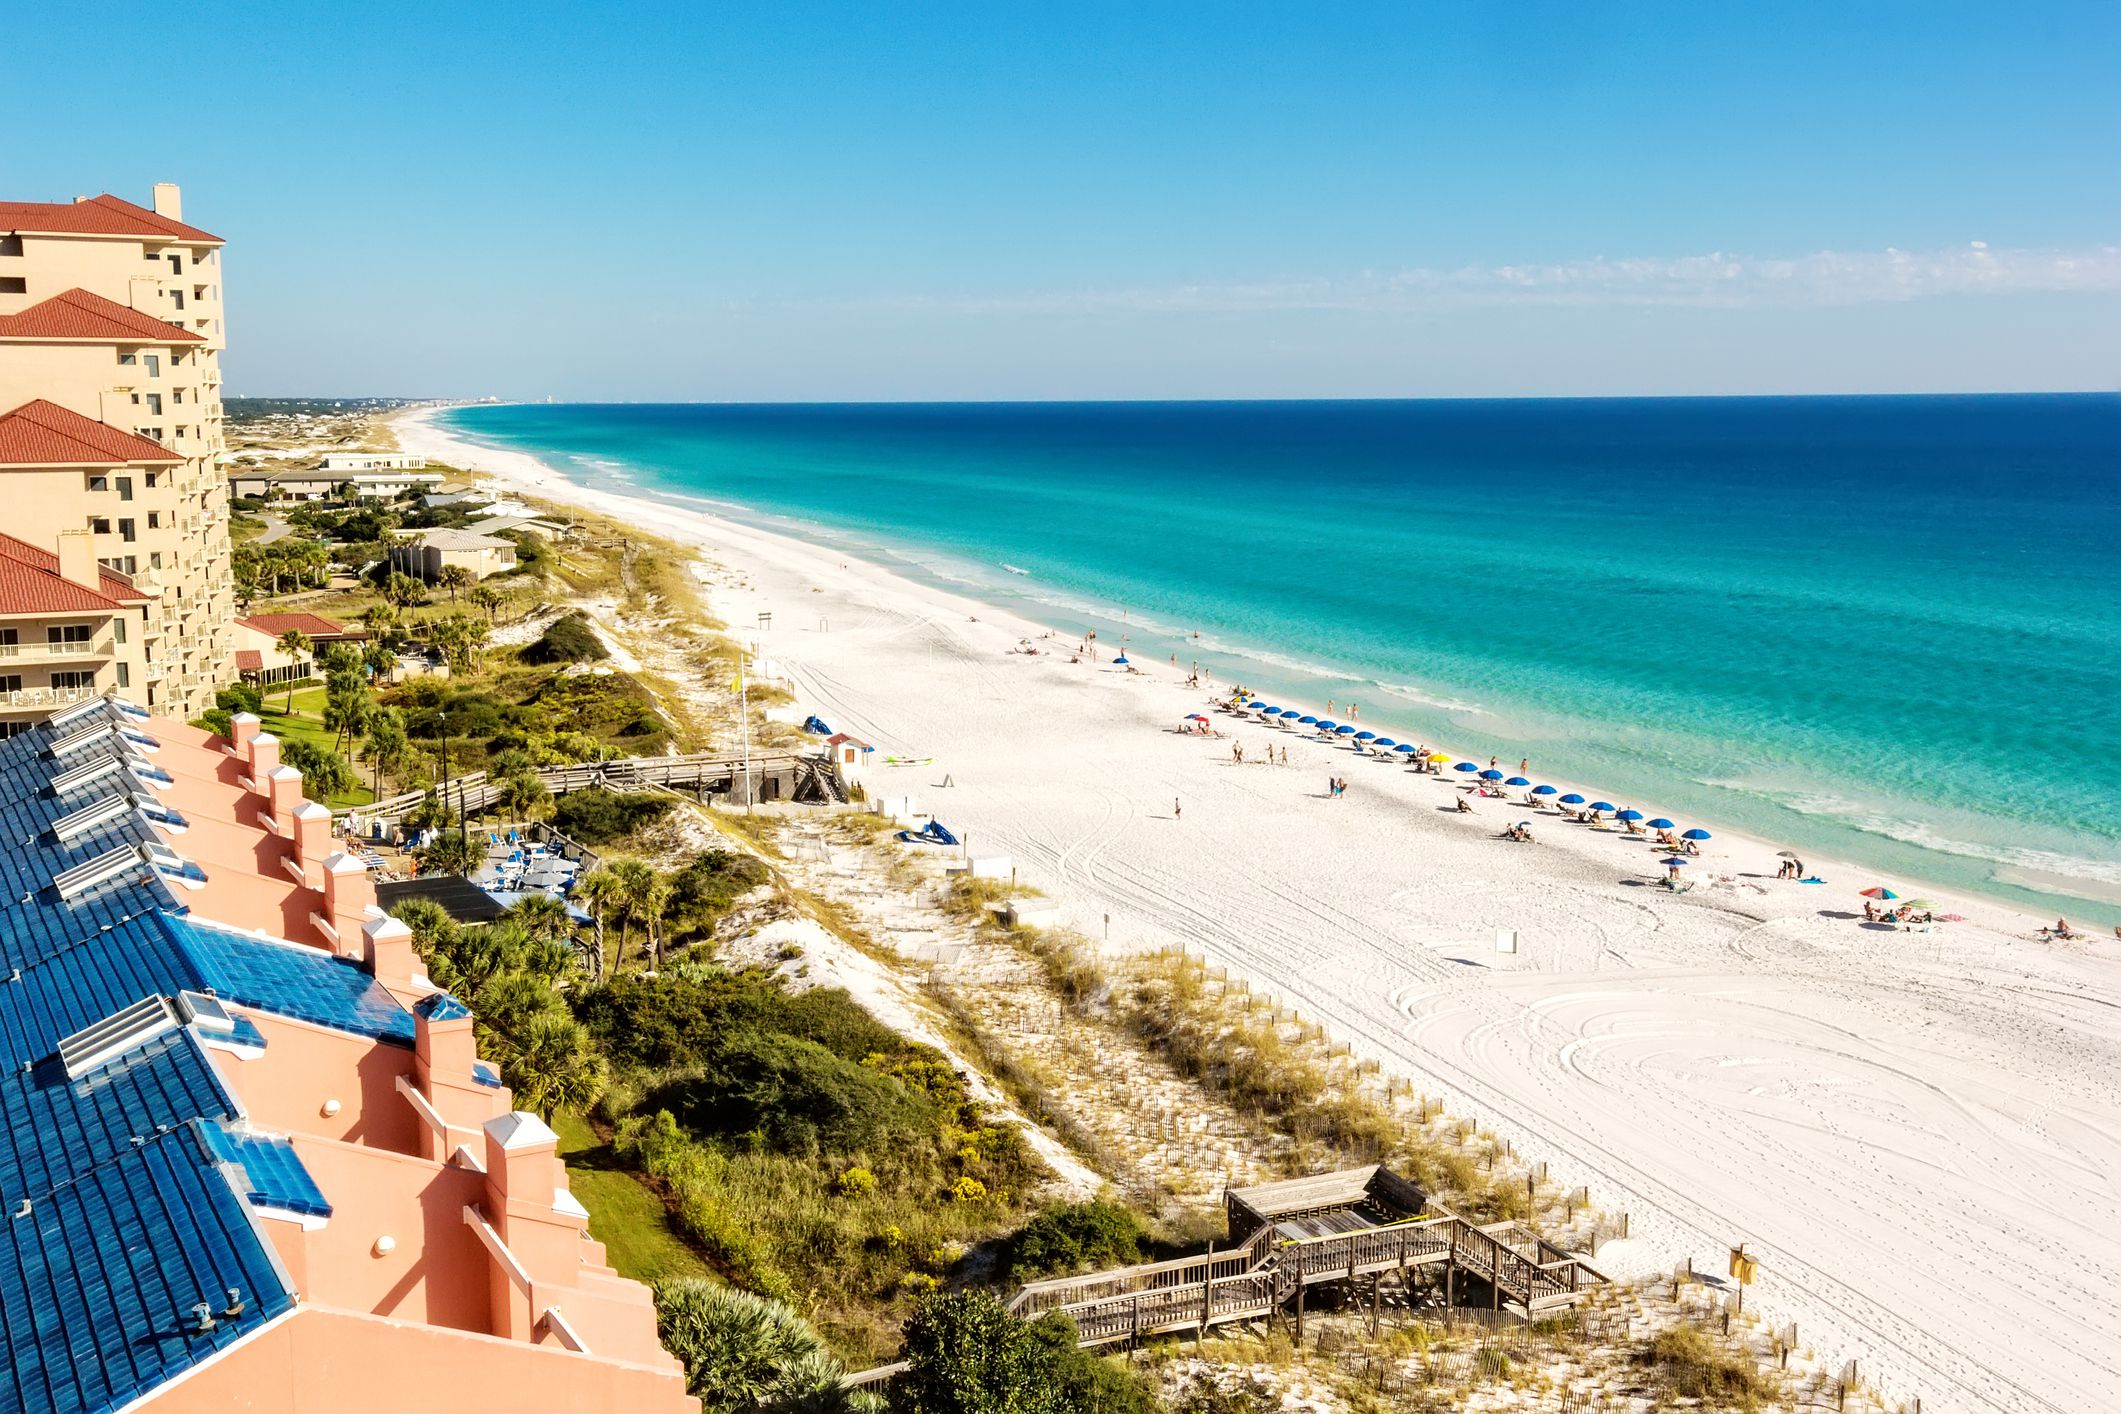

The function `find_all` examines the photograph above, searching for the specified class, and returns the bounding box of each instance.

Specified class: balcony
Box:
[1,685,99,714]
[0,638,114,664]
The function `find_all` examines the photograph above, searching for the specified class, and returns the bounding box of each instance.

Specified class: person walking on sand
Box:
[1349,702,1359,720]
[1278,744,1288,767]
[1326,699,1335,715]
[1519,758,1529,776]
[1174,798,1182,821]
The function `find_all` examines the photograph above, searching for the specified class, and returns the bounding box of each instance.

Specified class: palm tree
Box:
[494,771,550,823]
[503,1012,605,1120]
[362,707,409,798]
[607,859,656,971]
[650,1280,839,1412]
[468,584,505,624]
[273,629,313,710]
[437,563,473,604]
[572,869,623,982]
[414,828,481,878]
[636,871,674,973]
[505,892,573,946]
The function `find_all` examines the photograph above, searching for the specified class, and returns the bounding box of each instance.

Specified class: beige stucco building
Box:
[0,528,153,732]
[0,185,237,718]
[390,527,519,582]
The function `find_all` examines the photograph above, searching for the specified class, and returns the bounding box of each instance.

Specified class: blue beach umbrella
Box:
[1480,769,1503,780]
[1373,738,1397,749]
[1454,761,1479,774]
[1396,742,1420,754]
[1589,801,1616,813]
[1663,856,1688,868]
[1355,730,1377,741]
[1559,793,1585,805]
[1647,818,1674,829]
[1616,809,1644,822]
[1334,725,1358,736]
[1255,704,1279,714]
[1316,719,1337,730]
[1504,777,1530,787]
[1682,828,1712,841]
[1531,784,1557,796]
[1297,715,1318,725]
[1113,654,1131,665]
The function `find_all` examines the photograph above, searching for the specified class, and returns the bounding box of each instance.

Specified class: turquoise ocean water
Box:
[443,397,2121,921]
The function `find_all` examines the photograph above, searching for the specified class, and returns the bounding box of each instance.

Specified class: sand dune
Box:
[398,407,2121,1414]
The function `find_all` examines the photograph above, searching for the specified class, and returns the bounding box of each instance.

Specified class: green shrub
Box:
[649,1032,940,1156]
[1004,1201,1148,1284]
[1639,1324,1777,1406]
[1026,1314,1156,1414]
[891,1291,1060,1414]
[652,1277,843,1412]
[551,787,675,843]
[523,610,607,664]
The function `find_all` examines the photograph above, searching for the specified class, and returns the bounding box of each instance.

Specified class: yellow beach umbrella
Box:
[1426,752,1451,762]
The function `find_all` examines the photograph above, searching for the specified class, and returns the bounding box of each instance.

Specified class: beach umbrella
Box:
[1297,715,1318,725]
[1396,743,1420,754]
[1663,857,1688,869]
[1559,793,1585,805]
[1900,898,1936,909]
[1505,776,1530,787]
[1480,769,1503,780]
[1185,714,1209,722]
[1532,784,1557,796]
[1647,818,1674,829]
[1334,725,1358,736]
[1355,730,1377,741]
[1859,887,1899,900]
[1775,849,1800,859]
[1254,704,1279,714]
[1616,809,1644,821]
[1373,738,1397,749]
[1113,654,1131,665]
[1317,719,1338,730]
[1454,761,1479,773]
[1589,801,1616,812]
[1426,752,1451,762]
[1681,828,1712,841]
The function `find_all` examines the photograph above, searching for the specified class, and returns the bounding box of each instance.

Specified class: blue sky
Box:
[13,2,2119,398]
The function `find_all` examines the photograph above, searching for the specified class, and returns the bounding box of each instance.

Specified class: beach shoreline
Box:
[396,402,2121,1412]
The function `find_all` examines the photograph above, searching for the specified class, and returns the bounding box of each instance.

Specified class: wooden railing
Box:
[332,749,824,824]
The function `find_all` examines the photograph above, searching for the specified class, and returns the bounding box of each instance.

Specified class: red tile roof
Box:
[0,400,183,467]
[0,193,221,244]
[0,530,146,613]
[238,612,353,640]
[0,288,203,344]
[234,650,264,673]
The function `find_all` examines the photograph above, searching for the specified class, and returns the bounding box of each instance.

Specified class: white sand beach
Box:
[398,407,2121,1413]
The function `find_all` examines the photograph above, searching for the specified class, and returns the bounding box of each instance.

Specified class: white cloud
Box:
[818,241,2121,316]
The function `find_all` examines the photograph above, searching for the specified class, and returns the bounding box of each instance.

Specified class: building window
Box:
[148,553,162,570]
[48,625,91,646]
[90,517,111,534]
[168,254,183,275]
[0,723,24,739]
[87,475,108,492]
[116,663,130,689]
[51,671,95,691]
[170,289,185,310]
[0,676,21,695]
[144,472,158,489]
[118,518,136,543]
[0,277,24,295]
[116,476,132,501]
[144,247,162,262]
[145,394,163,415]
[113,618,126,645]
[0,235,22,257]
[118,352,137,366]
[144,355,160,377]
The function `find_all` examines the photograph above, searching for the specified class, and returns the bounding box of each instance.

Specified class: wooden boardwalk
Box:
[334,748,843,826]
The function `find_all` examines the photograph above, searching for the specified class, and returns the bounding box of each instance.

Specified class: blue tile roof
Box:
[200,1125,332,1219]
[174,919,415,1048]
[0,1125,295,1414]
[0,1029,236,1203]
[414,991,471,1022]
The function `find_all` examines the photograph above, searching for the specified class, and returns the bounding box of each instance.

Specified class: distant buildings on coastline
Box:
[0,184,237,726]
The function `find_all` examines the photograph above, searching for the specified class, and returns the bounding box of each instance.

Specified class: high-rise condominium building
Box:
[0,184,236,723]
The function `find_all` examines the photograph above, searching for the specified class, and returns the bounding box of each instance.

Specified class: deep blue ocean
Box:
[444,396,2121,920]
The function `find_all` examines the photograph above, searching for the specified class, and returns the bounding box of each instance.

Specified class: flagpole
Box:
[740,643,754,816]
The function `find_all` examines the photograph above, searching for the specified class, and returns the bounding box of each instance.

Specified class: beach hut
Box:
[825,732,875,775]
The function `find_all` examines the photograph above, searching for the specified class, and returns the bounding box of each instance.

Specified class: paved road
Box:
[253,513,292,545]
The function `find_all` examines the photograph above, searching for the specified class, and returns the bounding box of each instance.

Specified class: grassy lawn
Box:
[256,682,375,807]
[553,1110,712,1285]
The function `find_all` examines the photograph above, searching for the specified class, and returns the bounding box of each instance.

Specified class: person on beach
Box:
[1174,798,1182,821]
[1232,742,1244,764]
[1454,796,1473,813]
[1278,745,1288,766]
[1519,758,1529,776]
[1349,702,1358,720]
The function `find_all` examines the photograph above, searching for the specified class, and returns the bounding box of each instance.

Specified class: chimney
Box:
[362,912,419,995]
[483,1112,560,1210]
[291,801,333,878]
[245,730,279,778]
[265,764,303,821]
[56,531,98,590]
[321,851,378,955]
[151,183,182,221]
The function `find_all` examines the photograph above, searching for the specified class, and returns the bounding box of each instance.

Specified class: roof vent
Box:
[50,754,128,796]
[56,995,181,1078]
[175,991,236,1035]
[53,843,150,900]
[44,696,116,732]
[45,722,120,760]
[49,793,133,843]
